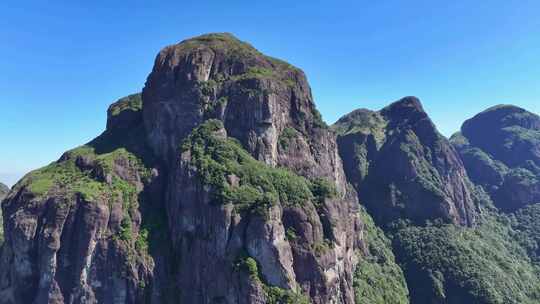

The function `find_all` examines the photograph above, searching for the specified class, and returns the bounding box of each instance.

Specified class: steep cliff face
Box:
[451,105,540,211]
[333,99,540,304]
[334,97,479,226]
[142,33,345,187]
[0,33,364,304]
[142,33,363,304]
[0,94,164,304]
[168,120,362,303]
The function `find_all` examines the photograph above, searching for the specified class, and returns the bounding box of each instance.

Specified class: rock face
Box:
[143,33,363,304]
[333,100,540,304]
[451,105,540,211]
[142,33,344,186]
[0,33,363,304]
[0,94,162,304]
[334,97,479,226]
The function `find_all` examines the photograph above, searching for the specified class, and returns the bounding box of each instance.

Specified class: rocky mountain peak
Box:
[463,104,540,132]
[381,96,425,120]
[460,104,540,168]
[333,97,426,137]
[452,104,540,212]
[139,34,363,303]
[0,34,366,304]
[334,97,480,226]
[142,33,339,183]
[150,33,302,83]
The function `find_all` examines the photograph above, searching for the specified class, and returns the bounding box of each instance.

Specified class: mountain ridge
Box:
[1,33,540,304]
[333,96,480,227]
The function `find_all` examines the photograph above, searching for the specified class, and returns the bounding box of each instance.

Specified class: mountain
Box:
[334,99,540,304]
[1,32,540,304]
[0,33,364,304]
[450,105,540,212]
[333,97,480,227]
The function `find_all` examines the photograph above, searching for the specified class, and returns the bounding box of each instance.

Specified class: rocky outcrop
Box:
[0,33,364,304]
[143,33,363,304]
[334,97,480,226]
[0,95,163,304]
[166,120,362,303]
[451,105,540,211]
[142,33,345,188]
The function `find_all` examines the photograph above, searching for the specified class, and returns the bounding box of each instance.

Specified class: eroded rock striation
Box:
[333,97,480,226]
[451,105,540,212]
[0,33,364,304]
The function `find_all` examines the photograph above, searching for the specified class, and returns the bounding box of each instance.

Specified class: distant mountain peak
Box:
[453,104,540,212]
[334,96,480,226]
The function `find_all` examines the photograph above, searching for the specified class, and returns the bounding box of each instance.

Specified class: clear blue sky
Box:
[1,1,539,187]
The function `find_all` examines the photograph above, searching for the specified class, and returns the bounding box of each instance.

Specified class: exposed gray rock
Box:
[144,33,363,304]
[0,95,161,304]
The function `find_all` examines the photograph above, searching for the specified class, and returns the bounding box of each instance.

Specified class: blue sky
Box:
[1,1,539,187]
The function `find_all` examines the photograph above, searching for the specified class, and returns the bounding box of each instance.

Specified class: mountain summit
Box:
[334,96,480,227]
[451,104,540,211]
[0,33,363,304]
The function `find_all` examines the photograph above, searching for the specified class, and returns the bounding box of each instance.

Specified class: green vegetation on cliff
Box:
[336,99,540,304]
[19,139,150,203]
[14,98,157,266]
[181,120,332,214]
[235,253,309,304]
[354,206,410,304]
[332,109,387,147]
[108,93,142,117]
[175,33,300,87]
[511,204,540,263]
